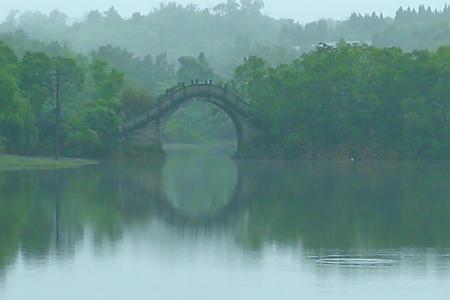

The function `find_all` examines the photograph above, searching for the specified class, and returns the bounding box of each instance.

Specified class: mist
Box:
[0,0,449,22]
[2,0,450,299]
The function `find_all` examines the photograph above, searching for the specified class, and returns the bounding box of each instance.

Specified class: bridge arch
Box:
[164,95,244,150]
[121,83,258,157]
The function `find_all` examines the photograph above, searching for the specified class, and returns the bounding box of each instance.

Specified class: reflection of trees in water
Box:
[235,161,450,252]
[0,156,247,276]
[0,172,55,276]
[2,160,450,276]
[0,166,158,276]
[0,173,38,277]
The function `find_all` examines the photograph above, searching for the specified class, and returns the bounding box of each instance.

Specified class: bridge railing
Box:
[162,81,251,107]
[121,82,251,134]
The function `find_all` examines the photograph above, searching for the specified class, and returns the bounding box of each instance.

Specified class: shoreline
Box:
[0,155,98,171]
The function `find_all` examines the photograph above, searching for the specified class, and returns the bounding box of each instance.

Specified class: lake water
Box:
[1,145,450,300]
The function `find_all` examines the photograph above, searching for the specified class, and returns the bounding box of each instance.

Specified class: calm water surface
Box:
[1,145,450,299]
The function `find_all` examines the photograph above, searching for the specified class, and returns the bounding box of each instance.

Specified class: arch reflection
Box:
[117,146,253,228]
[3,155,450,280]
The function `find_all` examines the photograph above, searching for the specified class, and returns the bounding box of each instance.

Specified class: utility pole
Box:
[54,169,62,247]
[55,68,61,160]
[51,68,66,161]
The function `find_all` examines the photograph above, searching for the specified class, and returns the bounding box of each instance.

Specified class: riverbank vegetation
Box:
[0,38,131,158]
[3,3,450,76]
[0,31,232,158]
[0,155,96,170]
[236,43,450,159]
[3,2,450,160]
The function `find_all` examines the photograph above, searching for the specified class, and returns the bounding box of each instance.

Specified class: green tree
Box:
[119,86,154,120]
[64,99,121,157]
[89,60,124,99]
[0,41,37,153]
[19,51,52,117]
[177,53,214,82]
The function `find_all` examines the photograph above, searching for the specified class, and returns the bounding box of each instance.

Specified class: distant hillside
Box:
[2,2,450,77]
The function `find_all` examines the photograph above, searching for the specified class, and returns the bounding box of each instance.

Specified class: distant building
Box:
[310,41,373,48]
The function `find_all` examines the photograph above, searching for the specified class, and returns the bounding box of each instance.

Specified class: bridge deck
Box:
[121,83,251,135]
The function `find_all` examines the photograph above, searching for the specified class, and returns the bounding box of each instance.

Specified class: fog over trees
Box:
[0,0,448,23]
[2,1,450,158]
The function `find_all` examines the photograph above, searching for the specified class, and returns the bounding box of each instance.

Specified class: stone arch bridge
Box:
[120,82,260,157]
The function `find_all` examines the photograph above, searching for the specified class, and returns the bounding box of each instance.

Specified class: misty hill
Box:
[2,1,450,81]
[0,2,292,77]
[281,5,450,51]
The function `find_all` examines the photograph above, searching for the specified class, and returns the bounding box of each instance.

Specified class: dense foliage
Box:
[236,43,450,159]
[0,39,135,157]
[4,3,450,77]
[0,36,235,157]
[0,1,296,77]
[4,2,450,159]
[278,5,450,52]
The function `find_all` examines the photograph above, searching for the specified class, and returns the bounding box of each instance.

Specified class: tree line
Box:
[4,38,450,159]
[236,43,450,159]
[3,2,450,159]
[4,2,450,77]
[0,39,157,157]
[0,1,298,77]
[0,34,236,157]
[282,5,450,52]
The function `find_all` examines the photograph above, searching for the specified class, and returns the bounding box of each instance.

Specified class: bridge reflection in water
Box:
[3,149,450,300]
[2,148,450,278]
[115,145,256,228]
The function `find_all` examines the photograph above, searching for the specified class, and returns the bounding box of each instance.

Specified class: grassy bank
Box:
[0,155,98,171]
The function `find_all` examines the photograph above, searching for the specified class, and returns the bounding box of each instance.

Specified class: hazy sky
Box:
[0,0,449,23]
